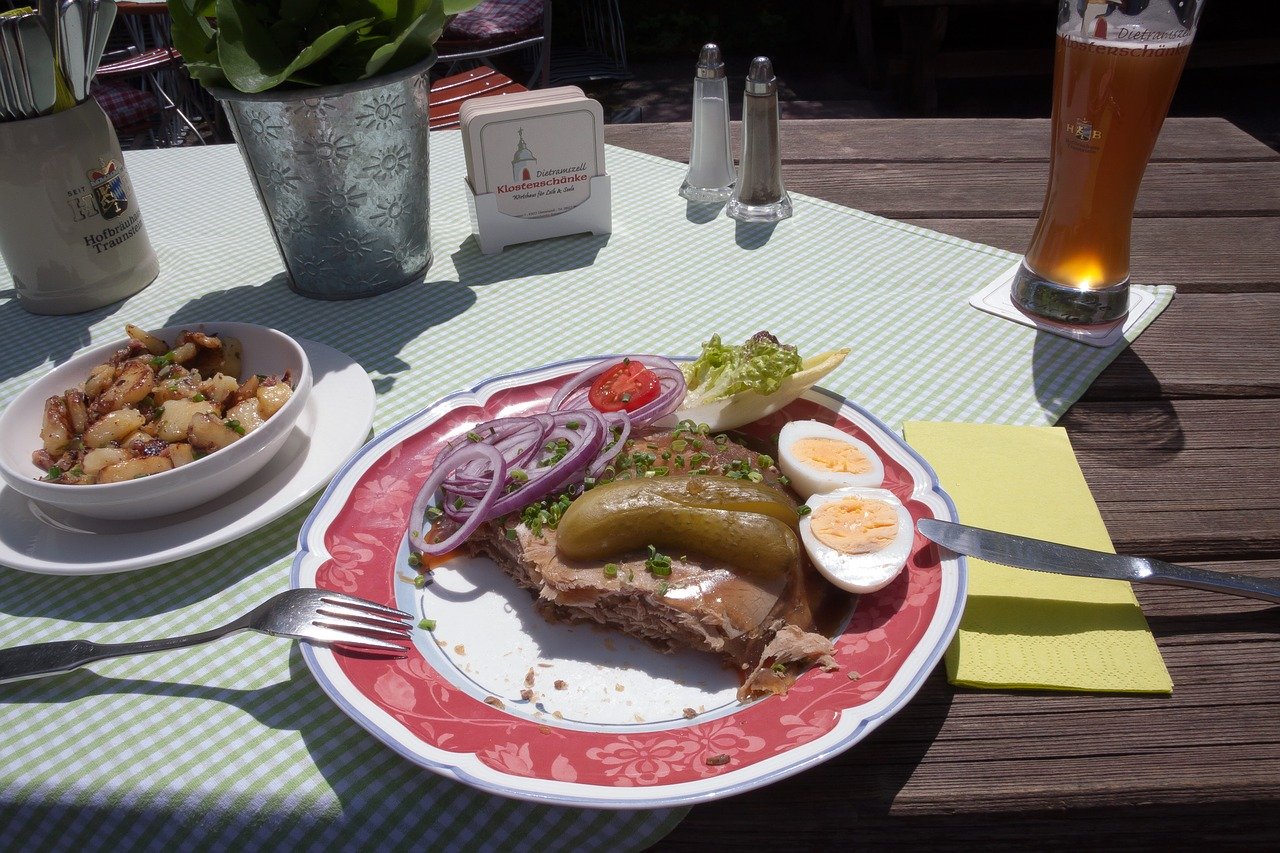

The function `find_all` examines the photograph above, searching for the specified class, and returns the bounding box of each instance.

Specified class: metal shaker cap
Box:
[744,56,776,95]
[695,43,726,79]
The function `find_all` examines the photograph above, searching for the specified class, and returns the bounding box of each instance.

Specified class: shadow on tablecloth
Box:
[1031,329,1185,459]
[0,641,687,851]
[164,273,476,395]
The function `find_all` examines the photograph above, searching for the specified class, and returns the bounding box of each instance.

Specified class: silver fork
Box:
[0,589,414,685]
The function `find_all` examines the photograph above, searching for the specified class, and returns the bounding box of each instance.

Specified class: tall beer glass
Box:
[1012,0,1208,325]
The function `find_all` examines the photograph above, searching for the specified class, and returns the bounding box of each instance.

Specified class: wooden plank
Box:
[1061,398,1280,560]
[604,118,1279,165]
[900,217,1280,292]
[1083,294,1280,398]
[776,161,1280,219]
[663,802,1278,848]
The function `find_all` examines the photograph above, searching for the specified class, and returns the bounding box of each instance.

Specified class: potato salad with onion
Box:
[33,324,294,485]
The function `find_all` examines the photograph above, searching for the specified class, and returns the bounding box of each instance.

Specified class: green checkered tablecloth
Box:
[0,132,1172,851]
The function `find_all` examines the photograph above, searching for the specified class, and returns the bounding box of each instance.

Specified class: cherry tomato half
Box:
[588,359,661,413]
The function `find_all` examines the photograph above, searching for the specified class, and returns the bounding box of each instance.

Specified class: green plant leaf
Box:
[362,7,444,79]
[166,0,223,85]
[279,0,321,27]
[442,0,483,15]
[216,0,374,92]
[172,0,473,92]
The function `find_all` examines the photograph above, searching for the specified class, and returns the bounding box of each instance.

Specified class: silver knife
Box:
[917,518,1280,604]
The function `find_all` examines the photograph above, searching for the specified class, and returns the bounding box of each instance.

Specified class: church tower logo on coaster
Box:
[482,106,601,220]
[512,129,536,182]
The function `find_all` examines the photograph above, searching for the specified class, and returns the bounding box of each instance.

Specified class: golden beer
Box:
[1024,34,1191,291]
[1012,0,1205,325]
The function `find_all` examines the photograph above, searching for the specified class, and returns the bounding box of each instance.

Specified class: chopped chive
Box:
[644,545,673,576]
[418,618,437,631]
[797,505,811,516]
[603,563,619,578]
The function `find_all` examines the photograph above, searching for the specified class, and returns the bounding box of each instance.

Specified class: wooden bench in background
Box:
[428,67,527,130]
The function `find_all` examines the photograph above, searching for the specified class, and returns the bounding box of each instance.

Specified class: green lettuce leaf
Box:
[681,332,805,404]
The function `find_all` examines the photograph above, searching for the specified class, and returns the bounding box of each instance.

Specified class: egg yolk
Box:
[811,497,898,554]
[792,437,872,476]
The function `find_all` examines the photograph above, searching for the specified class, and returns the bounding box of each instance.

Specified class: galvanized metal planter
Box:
[211,54,435,300]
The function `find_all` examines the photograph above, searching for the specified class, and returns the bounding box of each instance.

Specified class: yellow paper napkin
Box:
[903,421,1172,694]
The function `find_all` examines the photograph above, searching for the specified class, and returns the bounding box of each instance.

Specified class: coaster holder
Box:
[464,175,612,255]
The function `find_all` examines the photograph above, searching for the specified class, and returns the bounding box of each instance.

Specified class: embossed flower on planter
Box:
[314,184,369,216]
[296,130,356,164]
[378,244,411,270]
[356,93,406,129]
[273,204,312,237]
[292,97,334,120]
[244,113,285,141]
[330,229,378,259]
[370,197,407,227]
[257,163,302,194]
[364,144,413,181]
[293,254,333,283]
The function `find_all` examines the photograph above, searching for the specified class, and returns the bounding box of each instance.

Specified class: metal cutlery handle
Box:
[0,623,246,685]
[1147,559,1280,604]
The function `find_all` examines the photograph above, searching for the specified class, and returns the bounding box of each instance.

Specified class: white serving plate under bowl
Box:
[0,322,311,521]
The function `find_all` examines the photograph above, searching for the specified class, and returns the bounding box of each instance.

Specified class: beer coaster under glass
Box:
[970,262,1160,348]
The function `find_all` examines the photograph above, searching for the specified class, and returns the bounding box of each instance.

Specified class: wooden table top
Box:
[602,118,1280,847]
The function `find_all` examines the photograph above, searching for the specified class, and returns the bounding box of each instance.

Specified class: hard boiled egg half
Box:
[799,487,913,593]
[777,420,884,500]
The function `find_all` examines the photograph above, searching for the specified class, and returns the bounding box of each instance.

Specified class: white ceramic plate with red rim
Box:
[292,355,966,808]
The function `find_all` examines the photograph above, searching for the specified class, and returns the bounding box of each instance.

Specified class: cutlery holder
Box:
[0,99,158,314]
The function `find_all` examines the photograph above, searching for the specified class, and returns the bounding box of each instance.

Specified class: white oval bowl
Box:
[0,322,312,520]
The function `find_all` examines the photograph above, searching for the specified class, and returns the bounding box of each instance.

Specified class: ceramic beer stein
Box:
[0,99,159,315]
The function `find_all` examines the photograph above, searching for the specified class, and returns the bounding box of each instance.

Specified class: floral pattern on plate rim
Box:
[293,356,964,807]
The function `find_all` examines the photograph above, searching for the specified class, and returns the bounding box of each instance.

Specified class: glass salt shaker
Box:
[727,56,792,223]
[679,43,736,203]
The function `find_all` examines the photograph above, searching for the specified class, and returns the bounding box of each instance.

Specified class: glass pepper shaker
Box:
[727,56,792,223]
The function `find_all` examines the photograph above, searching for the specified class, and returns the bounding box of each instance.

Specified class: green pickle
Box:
[556,475,800,578]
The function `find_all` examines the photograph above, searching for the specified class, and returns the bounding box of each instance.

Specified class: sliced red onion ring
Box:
[442,418,546,493]
[409,443,506,556]
[411,357,690,554]
[587,411,631,479]
[485,409,607,517]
